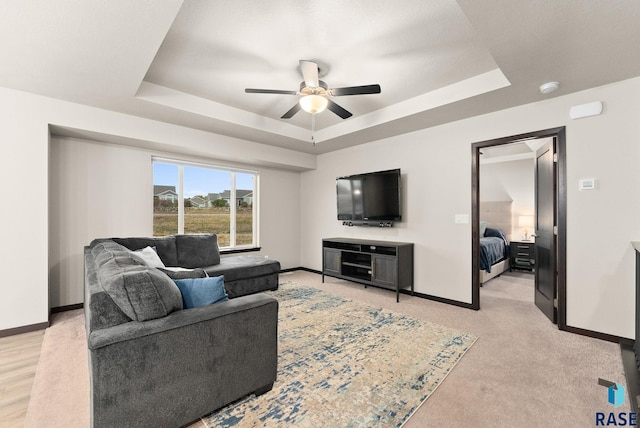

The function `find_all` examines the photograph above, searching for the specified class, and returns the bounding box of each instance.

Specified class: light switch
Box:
[579,178,596,190]
[455,214,469,224]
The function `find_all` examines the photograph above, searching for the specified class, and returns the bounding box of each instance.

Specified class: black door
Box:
[534,138,557,323]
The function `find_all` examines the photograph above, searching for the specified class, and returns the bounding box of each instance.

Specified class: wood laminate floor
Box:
[0,330,44,428]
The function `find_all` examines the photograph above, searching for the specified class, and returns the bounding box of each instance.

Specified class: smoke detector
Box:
[539,81,560,94]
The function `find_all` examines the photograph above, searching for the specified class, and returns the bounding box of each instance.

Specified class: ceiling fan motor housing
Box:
[300,80,328,95]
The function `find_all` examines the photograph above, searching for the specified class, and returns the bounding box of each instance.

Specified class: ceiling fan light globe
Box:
[300,95,328,114]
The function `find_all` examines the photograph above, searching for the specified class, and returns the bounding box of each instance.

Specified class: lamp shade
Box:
[518,215,534,228]
[299,95,328,114]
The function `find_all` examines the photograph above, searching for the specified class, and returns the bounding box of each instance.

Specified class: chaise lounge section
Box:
[84,234,280,427]
[106,233,280,297]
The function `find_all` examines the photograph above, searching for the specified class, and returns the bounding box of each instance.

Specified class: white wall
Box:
[1,87,310,331]
[48,136,302,308]
[301,130,474,303]
[3,77,640,339]
[300,77,640,338]
[480,158,535,239]
[0,100,49,331]
[49,138,151,307]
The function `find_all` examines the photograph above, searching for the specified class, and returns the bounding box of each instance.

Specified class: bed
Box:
[479,201,512,283]
[480,227,510,282]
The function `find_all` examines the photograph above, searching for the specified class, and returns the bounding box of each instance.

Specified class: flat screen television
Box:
[336,168,401,225]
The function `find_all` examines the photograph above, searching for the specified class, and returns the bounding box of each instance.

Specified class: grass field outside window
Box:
[153,159,257,249]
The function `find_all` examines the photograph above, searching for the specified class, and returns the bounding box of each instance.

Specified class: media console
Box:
[322,238,414,302]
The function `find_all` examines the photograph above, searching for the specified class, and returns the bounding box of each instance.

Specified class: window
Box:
[152,158,258,249]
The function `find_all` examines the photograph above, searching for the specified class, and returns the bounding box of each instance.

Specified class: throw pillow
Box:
[173,276,228,309]
[100,266,183,321]
[175,234,220,268]
[480,221,488,237]
[114,236,178,267]
[133,246,166,268]
[156,267,207,280]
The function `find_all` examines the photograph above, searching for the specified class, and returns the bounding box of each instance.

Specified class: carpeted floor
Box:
[306,270,630,427]
[203,283,476,427]
[480,270,535,302]
[24,271,630,427]
[24,309,89,428]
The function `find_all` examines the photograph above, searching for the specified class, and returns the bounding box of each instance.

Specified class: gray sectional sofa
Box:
[84,234,281,427]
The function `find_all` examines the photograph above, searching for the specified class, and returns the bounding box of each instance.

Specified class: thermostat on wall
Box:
[579,178,597,190]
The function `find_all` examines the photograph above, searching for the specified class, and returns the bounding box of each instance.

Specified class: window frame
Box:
[152,157,259,251]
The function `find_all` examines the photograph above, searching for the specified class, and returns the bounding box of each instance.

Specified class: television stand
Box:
[322,238,414,302]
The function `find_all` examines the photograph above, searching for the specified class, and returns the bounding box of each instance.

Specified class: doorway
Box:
[471,127,567,330]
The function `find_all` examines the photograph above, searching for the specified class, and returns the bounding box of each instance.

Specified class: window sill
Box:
[220,247,261,255]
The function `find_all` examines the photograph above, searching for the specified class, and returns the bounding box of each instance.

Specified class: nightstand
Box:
[510,241,535,272]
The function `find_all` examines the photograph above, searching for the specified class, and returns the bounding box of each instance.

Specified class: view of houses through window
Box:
[153,159,257,248]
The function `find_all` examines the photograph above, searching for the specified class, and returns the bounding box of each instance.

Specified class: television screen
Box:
[336,169,401,223]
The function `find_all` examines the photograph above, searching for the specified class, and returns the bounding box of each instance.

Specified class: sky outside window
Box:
[154,163,254,196]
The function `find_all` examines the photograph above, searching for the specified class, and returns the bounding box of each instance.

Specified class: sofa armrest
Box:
[87,292,278,428]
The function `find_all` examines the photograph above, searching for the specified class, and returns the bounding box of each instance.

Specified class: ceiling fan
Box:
[245,60,381,120]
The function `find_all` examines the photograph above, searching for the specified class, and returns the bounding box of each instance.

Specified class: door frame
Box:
[471,127,567,330]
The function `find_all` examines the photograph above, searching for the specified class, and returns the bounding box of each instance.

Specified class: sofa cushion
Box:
[173,276,228,308]
[91,241,146,269]
[113,236,178,267]
[203,255,280,282]
[175,234,220,268]
[95,251,145,268]
[156,267,207,280]
[90,240,126,256]
[111,255,147,268]
[99,265,183,321]
[84,247,132,331]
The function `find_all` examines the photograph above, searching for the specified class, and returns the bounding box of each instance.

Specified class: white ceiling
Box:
[2,0,639,154]
[479,139,550,165]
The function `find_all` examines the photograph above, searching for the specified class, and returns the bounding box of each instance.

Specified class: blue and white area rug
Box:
[202,282,477,427]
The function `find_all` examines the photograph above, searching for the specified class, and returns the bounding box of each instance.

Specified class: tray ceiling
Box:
[1,0,639,154]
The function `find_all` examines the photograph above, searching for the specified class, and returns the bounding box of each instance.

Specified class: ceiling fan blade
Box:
[327,99,352,119]
[245,88,298,95]
[281,103,301,119]
[330,84,381,96]
[300,60,320,88]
